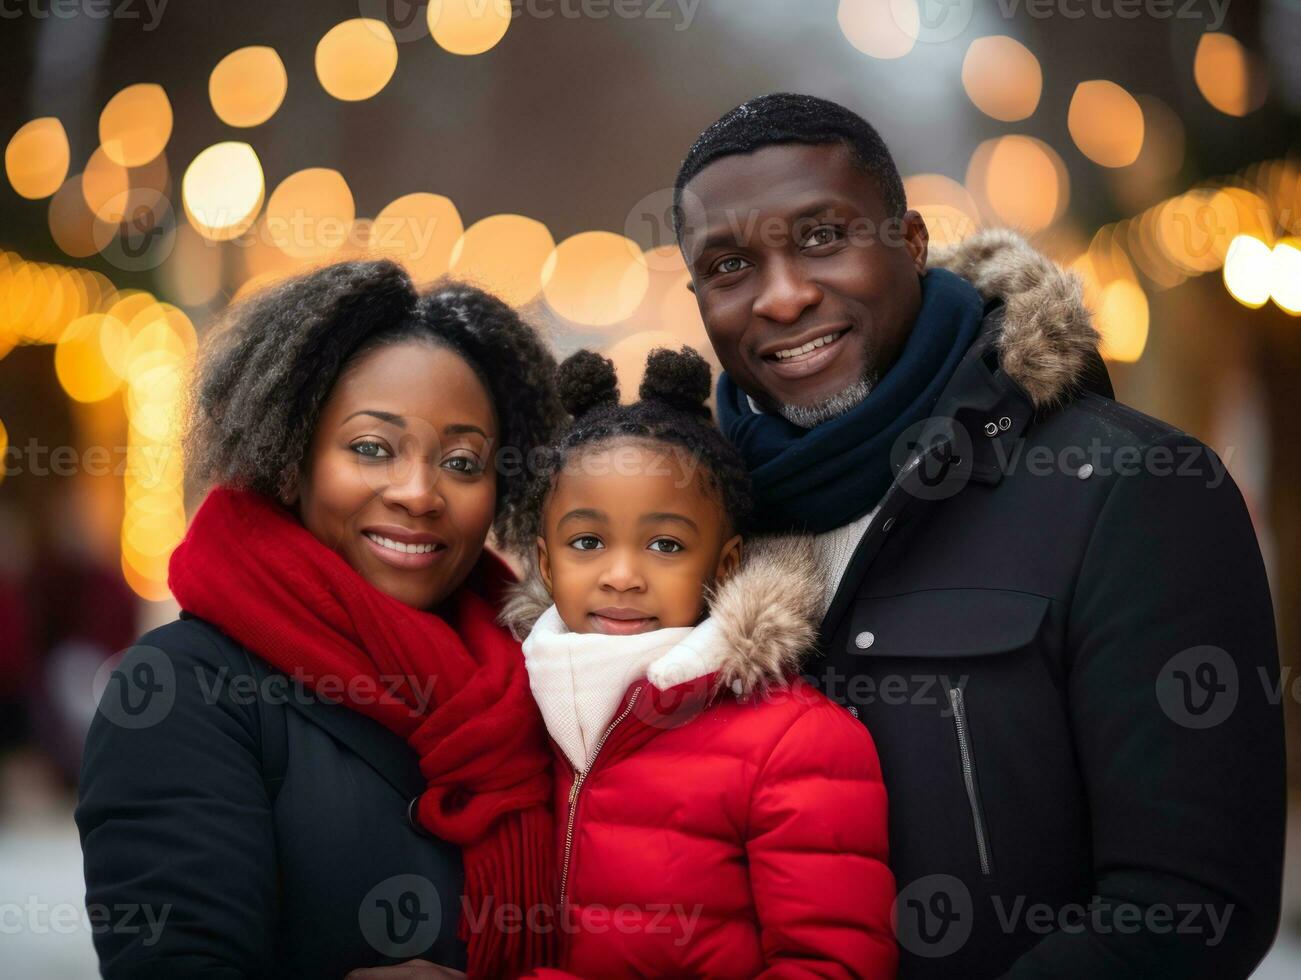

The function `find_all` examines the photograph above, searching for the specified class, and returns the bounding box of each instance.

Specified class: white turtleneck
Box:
[522,606,727,773]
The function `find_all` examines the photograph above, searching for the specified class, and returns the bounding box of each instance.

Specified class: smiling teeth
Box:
[773,331,844,360]
[365,533,439,554]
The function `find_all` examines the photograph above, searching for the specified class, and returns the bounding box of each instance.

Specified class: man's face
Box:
[680,142,929,417]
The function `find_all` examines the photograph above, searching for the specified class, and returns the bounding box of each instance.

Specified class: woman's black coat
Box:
[76,615,468,979]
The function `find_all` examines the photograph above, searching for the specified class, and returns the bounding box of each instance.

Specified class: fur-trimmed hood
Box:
[505,534,822,698]
[928,228,1100,410]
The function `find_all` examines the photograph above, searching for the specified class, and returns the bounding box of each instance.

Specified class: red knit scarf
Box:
[168,487,556,978]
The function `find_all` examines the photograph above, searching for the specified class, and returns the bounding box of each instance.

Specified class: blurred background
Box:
[0,0,1297,974]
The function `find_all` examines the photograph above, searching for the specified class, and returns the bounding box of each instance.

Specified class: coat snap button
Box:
[998,416,1012,430]
[407,795,429,836]
[855,631,875,649]
[983,421,999,436]
[1077,463,1094,479]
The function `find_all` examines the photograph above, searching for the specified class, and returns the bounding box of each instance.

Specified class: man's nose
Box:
[752,256,822,324]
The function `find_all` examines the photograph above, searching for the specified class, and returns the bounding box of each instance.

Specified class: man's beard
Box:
[776,366,879,429]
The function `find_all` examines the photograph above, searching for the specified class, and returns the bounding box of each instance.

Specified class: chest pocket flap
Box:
[846,588,1051,658]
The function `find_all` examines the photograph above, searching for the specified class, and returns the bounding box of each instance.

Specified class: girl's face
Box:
[296,340,499,610]
[537,441,742,635]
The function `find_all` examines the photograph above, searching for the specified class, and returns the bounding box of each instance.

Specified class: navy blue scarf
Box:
[717,268,984,533]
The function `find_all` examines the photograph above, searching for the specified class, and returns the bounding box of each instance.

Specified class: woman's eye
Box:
[570,535,603,551]
[351,441,391,459]
[711,256,750,276]
[443,455,483,475]
[802,225,844,248]
[649,539,684,554]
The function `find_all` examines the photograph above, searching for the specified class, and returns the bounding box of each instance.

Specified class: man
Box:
[674,93,1285,979]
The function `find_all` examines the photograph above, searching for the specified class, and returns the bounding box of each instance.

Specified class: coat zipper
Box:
[947,685,993,876]
[558,685,644,909]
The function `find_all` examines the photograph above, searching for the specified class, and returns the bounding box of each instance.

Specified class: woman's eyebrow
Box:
[342,409,405,427]
[444,423,489,438]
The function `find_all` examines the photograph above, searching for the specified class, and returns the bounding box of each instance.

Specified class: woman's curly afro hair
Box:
[185,258,565,553]
[521,345,753,542]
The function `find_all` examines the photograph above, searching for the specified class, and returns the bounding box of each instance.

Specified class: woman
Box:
[76,260,565,979]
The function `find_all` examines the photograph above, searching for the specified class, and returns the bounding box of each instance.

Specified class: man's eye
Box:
[649,539,684,554]
[802,225,844,248]
[352,441,392,459]
[570,535,603,551]
[711,256,750,275]
[444,455,483,475]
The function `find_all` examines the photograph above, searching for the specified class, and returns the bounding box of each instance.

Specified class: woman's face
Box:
[297,340,499,610]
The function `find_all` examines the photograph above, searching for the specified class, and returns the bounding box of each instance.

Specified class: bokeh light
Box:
[55,314,124,402]
[1223,234,1272,308]
[961,36,1041,122]
[5,117,70,199]
[542,232,650,327]
[81,145,131,223]
[1068,80,1144,168]
[1269,241,1301,314]
[450,213,555,307]
[903,174,981,246]
[99,83,173,167]
[428,0,512,55]
[967,135,1069,233]
[1194,33,1267,117]
[837,0,917,60]
[316,19,399,101]
[265,167,356,260]
[210,46,288,127]
[182,141,265,241]
[371,192,464,284]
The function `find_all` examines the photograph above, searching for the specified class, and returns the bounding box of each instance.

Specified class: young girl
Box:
[504,346,897,978]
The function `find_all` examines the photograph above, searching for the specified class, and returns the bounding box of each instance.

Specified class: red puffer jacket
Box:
[508,537,897,979]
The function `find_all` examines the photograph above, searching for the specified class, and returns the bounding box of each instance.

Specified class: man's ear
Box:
[536,536,553,594]
[902,209,929,274]
[714,534,743,585]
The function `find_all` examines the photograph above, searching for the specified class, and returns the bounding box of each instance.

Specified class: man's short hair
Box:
[672,92,907,236]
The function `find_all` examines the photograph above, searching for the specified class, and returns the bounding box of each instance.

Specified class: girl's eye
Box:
[570,535,603,552]
[801,225,844,248]
[649,539,684,554]
[443,455,484,475]
[351,440,391,459]
[711,256,750,276]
